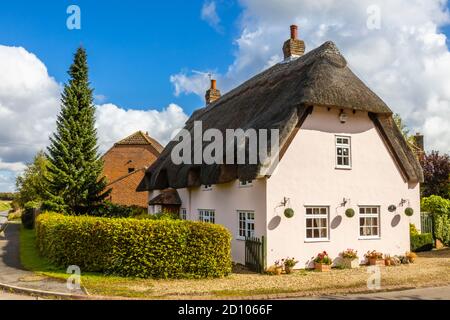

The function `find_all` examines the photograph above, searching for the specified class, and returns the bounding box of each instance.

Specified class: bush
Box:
[411,233,434,252]
[36,213,232,279]
[89,202,148,218]
[421,195,450,218]
[434,215,450,246]
[21,208,36,229]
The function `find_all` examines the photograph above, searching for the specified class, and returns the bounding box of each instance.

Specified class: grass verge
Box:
[19,227,450,299]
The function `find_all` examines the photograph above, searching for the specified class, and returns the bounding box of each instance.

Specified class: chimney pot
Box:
[290,25,298,40]
[205,79,221,105]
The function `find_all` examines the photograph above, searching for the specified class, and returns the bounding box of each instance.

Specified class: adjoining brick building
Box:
[102,131,163,208]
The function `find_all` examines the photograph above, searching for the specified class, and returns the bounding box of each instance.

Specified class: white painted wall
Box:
[266,106,420,268]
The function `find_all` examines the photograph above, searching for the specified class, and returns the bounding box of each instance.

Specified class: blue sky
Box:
[1,1,449,114]
[1,0,450,191]
[0,0,241,113]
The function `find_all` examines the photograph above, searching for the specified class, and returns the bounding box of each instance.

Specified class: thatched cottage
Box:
[138,26,423,269]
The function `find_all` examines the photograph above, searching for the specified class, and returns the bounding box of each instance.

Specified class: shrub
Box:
[421,195,450,218]
[36,213,232,279]
[410,233,433,252]
[434,215,450,246]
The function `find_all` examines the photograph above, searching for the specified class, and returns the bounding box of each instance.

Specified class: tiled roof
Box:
[115,131,164,152]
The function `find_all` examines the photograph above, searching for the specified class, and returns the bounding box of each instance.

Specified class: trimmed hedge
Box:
[36,213,232,279]
[411,233,434,252]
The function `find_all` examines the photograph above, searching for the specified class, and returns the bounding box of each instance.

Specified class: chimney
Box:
[205,79,221,105]
[413,133,424,153]
[283,25,305,61]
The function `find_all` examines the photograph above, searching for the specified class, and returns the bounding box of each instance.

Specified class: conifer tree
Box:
[45,47,109,214]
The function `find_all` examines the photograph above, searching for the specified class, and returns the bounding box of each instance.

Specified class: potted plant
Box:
[364,250,384,266]
[274,260,283,275]
[384,254,391,266]
[283,257,298,274]
[340,249,359,269]
[313,251,332,272]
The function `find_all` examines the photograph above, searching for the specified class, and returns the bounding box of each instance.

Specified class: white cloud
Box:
[173,0,450,153]
[95,103,189,153]
[201,1,223,32]
[0,45,189,191]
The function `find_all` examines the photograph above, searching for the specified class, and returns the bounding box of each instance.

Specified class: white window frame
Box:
[335,135,352,169]
[237,211,255,240]
[239,180,253,188]
[180,208,187,220]
[198,209,215,223]
[305,206,330,242]
[202,184,212,191]
[358,206,381,239]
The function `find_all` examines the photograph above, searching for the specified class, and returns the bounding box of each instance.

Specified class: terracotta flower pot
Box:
[315,263,331,272]
[285,266,294,274]
[275,267,283,275]
[385,259,391,266]
[369,258,385,266]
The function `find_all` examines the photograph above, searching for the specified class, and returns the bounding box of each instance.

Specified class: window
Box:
[128,168,135,173]
[180,208,187,220]
[238,211,255,239]
[305,207,329,241]
[335,136,351,169]
[239,180,253,188]
[198,209,215,223]
[359,206,380,238]
[202,185,212,191]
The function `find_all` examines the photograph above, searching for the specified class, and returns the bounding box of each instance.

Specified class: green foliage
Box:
[0,192,16,201]
[91,202,146,218]
[0,201,11,212]
[405,207,414,216]
[410,233,434,252]
[345,208,355,218]
[24,201,41,210]
[284,208,294,218]
[36,213,232,279]
[45,47,110,215]
[434,215,450,246]
[421,195,450,218]
[410,223,419,236]
[15,151,49,208]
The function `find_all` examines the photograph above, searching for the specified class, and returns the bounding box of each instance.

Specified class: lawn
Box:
[20,227,450,299]
[0,200,11,212]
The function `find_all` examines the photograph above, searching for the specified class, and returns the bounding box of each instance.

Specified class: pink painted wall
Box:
[266,106,420,268]
[171,180,267,264]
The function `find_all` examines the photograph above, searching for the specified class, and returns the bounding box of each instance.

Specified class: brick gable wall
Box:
[102,144,159,208]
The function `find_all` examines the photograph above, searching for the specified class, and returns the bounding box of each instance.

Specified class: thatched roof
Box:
[148,188,181,206]
[139,41,423,191]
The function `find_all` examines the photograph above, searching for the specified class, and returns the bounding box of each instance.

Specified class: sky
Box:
[1,0,450,191]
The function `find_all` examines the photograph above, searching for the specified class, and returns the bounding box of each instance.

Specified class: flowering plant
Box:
[283,257,299,268]
[274,260,283,267]
[341,249,358,260]
[313,251,332,265]
[364,250,383,260]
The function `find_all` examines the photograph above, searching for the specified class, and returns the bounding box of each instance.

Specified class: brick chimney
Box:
[205,79,221,105]
[283,25,305,61]
[413,133,425,159]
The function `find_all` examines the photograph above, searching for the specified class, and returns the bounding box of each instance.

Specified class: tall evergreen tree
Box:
[45,47,110,214]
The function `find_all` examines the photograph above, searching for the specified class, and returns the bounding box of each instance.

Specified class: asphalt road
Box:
[292,285,450,300]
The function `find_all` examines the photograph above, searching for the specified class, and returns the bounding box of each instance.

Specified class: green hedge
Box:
[411,233,434,252]
[36,213,232,278]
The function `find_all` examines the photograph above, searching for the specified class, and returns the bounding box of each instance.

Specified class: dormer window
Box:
[239,180,253,188]
[335,135,351,169]
[202,184,212,191]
